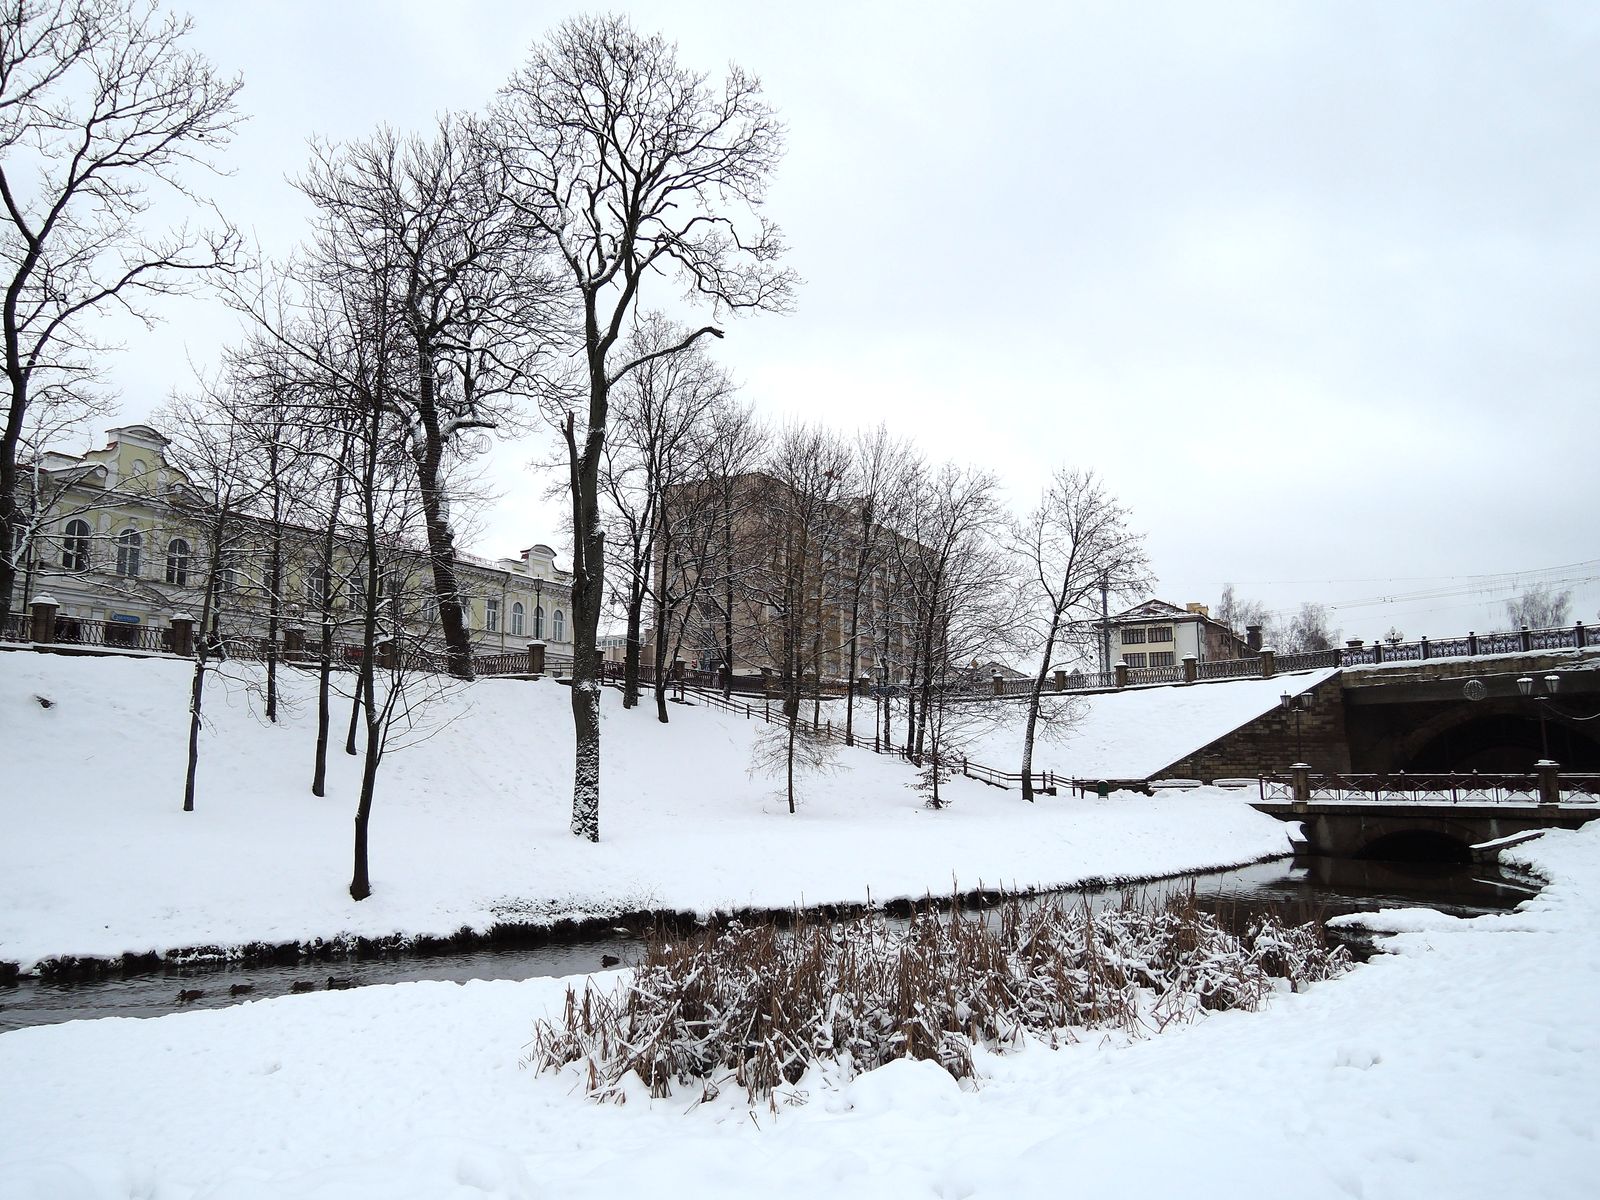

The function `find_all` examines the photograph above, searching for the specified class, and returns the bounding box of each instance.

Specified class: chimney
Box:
[1246,624,1263,651]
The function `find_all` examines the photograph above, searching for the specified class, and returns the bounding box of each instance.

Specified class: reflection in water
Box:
[0,856,1533,1033]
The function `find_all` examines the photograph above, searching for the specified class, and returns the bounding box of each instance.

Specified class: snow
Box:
[0,652,1294,972]
[961,669,1336,780]
[1,822,1596,1197]
[2,652,1598,1197]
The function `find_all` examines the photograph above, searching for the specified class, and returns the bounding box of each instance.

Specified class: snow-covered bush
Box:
[525,895,1351,1104]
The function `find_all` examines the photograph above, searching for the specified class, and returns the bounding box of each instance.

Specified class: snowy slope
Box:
[0,652,1294,970]
[0,824,1595,1198]
[962,669,1336,779]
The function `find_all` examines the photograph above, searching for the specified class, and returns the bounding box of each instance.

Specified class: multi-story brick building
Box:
[657,471,920,684]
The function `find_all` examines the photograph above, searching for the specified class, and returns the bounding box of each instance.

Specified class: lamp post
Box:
[1280,691,1311,763]
[1517,673,1561,761]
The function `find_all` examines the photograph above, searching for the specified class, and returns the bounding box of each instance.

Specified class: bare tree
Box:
[691,399,767,697]
[1283,602,1339,653]
[893,463,1012,808]
[157,385,264,814]
[839,425,914,745]
[1215,583,1270,642]
[1013,469,1148,800]
[1504,583,1571,632]
[497,13,796,841]
[0,0,242,627]
[598,314,729,709]
[293,115,559,680]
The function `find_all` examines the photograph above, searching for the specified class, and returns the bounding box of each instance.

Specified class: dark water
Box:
[0,856,1535,1033]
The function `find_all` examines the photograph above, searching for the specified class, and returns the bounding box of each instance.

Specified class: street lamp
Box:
[1280,691,1311,763]
[1517,674,1561,761]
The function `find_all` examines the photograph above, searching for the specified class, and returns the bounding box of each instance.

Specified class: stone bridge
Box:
[1158,647,1600,781]
[1250,798,1599,861]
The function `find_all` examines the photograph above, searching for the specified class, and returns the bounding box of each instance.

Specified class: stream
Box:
[0,855,1537,1032]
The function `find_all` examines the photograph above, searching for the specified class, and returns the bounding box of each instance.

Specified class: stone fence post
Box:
[283,625,305,662]
[1182,655,1197,683]
[992,672,1004,697]
[527,641,545,676]
[376,637,396,671]
[1114,660,1129,689]
[1260,647,1276,678]
[1053,668,1067,692]
[1537,760,1561,806]
[29,594,59,644]
[1291,762,1312,812]
[169,612,195,658]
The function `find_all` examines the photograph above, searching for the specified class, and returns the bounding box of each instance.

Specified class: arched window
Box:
[534,605,545,640]
[166,539,190,586]
[511,602,525,637]
[217,547,237,593]
[62,520,91,572]
[553,609,565,642]
[115,529,142,578]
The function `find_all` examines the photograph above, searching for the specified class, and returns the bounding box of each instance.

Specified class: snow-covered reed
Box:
[525,894,1350,1103]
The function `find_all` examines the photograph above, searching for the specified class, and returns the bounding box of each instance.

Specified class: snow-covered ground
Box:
[2,820,1594,1197]
[1,652,1295,971]
[956,669,1334,780]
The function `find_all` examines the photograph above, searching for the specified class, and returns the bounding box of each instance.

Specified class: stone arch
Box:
[1399,702,1600,771]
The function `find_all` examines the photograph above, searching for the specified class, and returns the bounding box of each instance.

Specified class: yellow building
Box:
[7,425,574,663]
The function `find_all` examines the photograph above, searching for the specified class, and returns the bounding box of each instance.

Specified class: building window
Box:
[511,602,524,637]
[485,597,500,633]
[553,609,565,642]
[115,528,141,578]
[217,547,238,593]
[1124,652,1148,668]
[62,520,91,571]
[305,567,328,608]
[165,539,190,586]
[1149,651,1175,668]
[1147,626,1173,644]
[1121,627,1147,644]
[534,605,545,640]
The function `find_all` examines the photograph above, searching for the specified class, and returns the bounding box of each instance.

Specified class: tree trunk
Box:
[1020,614,1061,803]
[313,620,333,796]
[622,584,645,708]
[265,525,281,724]
[349,727,380,900]
[786,715,797,814]
[566,396,605,842]
[720,509,735,699]
[182,654,207,813]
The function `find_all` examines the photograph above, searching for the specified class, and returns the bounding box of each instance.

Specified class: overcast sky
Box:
[89,0,1600,641]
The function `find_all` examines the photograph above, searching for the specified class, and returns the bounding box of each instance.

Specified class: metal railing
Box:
[1258,771,1600,805]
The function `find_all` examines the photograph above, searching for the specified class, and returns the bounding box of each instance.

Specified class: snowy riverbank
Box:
[2,821,1595,1197]
[2,653,1294,972]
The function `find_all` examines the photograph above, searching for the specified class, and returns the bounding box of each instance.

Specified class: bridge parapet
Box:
[1258,770,1600,807]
